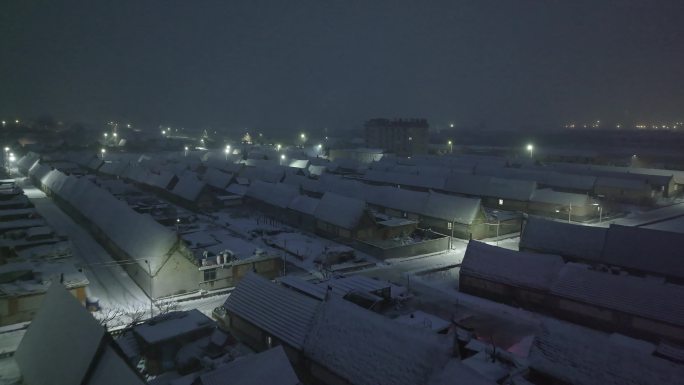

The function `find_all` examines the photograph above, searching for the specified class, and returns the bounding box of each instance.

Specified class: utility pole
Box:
[145,260,153,318]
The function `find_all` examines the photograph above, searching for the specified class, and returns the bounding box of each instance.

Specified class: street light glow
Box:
[113,132,118,137]
[526,144,533,151]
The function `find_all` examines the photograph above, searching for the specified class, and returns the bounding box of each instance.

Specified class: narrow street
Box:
[22,183,150,312]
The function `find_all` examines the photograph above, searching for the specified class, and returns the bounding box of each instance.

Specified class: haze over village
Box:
[1,1,684,385]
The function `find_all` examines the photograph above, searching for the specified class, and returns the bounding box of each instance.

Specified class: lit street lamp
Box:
[448,140,453,153]
[224,146,231,160]
[276,144,281,151]
[100,148,106,159]
[526,143,534,158]
[184,146,189,157]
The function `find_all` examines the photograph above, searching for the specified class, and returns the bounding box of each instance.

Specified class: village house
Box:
[223,273,496,385]
[460,240,684,344]
[13,283,146,385]
[521,217,684,284]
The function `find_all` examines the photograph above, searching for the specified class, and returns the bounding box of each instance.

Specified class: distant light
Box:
[15,119,19,124]
[449,123,454,128]
[408,137,413,141]
[448,140,452,145]
[113,132,118,137]
[316,144,322,150]
[3,147,8,152]
[126,124,131,128]
[498,199,503,206]
[526,144,534,151]
[1,121,5,126]
[9,154,15,162]
[104,132,108,137]
[276,144,281,151]
[224,147,230,154]
[101,148,106,153]
[280,154,286,160]
[300,133,306,139]
[184,146,189,151]
[162,130,166,135]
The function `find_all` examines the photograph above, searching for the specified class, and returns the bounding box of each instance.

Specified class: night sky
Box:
[1,0,682,131]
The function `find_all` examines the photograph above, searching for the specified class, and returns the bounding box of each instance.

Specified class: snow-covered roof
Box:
[87,345,146,385]
[287,194,319,215]
[226,183,248,197]
[461,241,565,291]
[303,297,451,385]
[40,170,180,274]
[308,164,327,176]
[28,161,52,181]
[246,180,299,208]
[14,283,105,385]
[363,169,445,190]
[200,346,299,385]
[314,192,368,230]
[644,216,684,234]
[224,273,320,349]
[421,191,482,224]
[202,167,233,189]
[148,170,176,190]
[529,318,684,385]
[601,225,684,280]
[171,173,207,202]
[550,264,684,327]
[134,310,214,345]
[16,152,41,174]
[529,188,593,207]
[239,164,285,183]
[428,359,498,385]
[288,159,310,169]
[520,216,606,261]
[98,160,130,176]
[367,185,426,214]
[443,174,536,201]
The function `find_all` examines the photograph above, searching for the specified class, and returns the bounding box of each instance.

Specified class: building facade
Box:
[364,118,429,156]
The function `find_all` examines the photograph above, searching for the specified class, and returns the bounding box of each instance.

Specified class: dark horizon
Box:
[1,0,683,131]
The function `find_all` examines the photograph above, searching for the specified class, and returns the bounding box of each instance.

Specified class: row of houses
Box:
[459,241,684,344]
[25,159,281,299]
[11,283,301,385]
[222,272,684,385]
[281,174,511,240]
[0,178,88,326]
[356,165,602,220]
[378,153,684,192]
[222,272,496,385]
[520,216,684,284]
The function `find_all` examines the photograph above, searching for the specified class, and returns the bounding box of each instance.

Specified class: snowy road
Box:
[23,184,150,312]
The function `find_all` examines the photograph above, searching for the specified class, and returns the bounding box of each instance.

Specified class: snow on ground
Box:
[212,209,378,272]
[24,182,150,316]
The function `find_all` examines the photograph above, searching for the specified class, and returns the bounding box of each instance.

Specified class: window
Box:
[498,199,504,206]
[203,268,217,282]
[447,222,453,230]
